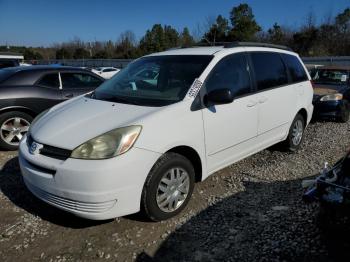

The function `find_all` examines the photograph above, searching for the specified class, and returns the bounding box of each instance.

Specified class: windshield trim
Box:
[93,55,213,107]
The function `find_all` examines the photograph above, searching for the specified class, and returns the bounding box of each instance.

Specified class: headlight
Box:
[320,93,343,101]
[71,126,142,159]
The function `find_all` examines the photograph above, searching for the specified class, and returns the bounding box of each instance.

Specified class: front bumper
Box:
[19,135,161,220]
[313,99,345,118]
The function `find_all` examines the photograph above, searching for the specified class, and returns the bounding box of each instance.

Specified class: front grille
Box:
[27,134,72,160]
[26,182,117,214]
[40,145,71,160]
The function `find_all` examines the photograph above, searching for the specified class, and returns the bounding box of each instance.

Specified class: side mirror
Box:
[205,88,234,105]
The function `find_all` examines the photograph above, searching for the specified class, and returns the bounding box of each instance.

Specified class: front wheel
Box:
[0,111,33,150]
[141,152,195,221]
[281,113,305,152]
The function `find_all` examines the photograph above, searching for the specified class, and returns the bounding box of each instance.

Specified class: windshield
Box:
[313,69,349,85]
[92,55,213,106]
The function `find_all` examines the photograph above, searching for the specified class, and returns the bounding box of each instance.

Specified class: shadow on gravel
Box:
[0,157,109,228]
[137,177,350,262]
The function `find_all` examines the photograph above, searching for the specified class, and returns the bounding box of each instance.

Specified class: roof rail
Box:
[224,42,293,51]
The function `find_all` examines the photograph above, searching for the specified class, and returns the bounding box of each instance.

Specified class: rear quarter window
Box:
[281,54,308,83]
[250,52,288,91]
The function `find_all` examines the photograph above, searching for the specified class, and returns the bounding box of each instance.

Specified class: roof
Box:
[147,47,224,56]
[147,42,296,57]
[1,65,89,73]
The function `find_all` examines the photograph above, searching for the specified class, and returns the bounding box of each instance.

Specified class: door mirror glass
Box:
[206,88,234,105]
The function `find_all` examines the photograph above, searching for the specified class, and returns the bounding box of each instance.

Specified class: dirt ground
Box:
[1,120,350,262]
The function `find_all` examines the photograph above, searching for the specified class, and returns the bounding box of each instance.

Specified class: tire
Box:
[141,152,195,221]
[0,111,33,150]
[281,113,305,152]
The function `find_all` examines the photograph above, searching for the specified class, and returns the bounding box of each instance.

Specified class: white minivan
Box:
[19,43,313,221]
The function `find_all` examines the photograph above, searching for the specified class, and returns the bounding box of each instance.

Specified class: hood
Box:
[313,83,347,96]
[30,97,160,149]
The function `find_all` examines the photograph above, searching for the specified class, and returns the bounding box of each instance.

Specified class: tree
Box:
[164,25,179,49]
[203,15,230,43]
[23,49,43,60]
[55,48,72,59]
[140,24,174,54]
[292,26,319,56]
[73,48,90,59]
[228,3,261,41]
[267,23,287,44]
[115,30,137,58]
[180,27,195,47]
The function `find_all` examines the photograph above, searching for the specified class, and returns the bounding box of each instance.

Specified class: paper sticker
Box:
[187,79,203,98]
[341,75,347,82]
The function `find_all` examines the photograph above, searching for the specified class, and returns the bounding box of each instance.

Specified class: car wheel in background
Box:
[141,152,195,221]
[0,111,33,150]
[282,113,305,152]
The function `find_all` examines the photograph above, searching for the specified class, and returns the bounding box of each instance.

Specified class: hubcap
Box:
[0,117,30,146]
[156,167,190,213]
[292,119,303,146]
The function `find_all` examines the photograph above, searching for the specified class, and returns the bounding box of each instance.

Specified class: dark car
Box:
[0,66,104,150]
[312,66,350,122]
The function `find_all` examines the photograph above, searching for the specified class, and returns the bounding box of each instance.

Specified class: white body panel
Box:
[19,46,314,220]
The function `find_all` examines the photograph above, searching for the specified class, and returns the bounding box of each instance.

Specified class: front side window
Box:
[93,55,213,106]
[281,54,308,83]
[205,53,251,97]
[37,73,60,88]
[61,73,103,89]
[312,69,349,85]
[251,52,288,91]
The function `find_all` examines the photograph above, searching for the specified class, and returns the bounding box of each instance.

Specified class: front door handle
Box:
[65,93,74,98]
[247,101,258,107]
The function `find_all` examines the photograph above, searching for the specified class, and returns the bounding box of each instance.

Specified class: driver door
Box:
[202,53,258,173]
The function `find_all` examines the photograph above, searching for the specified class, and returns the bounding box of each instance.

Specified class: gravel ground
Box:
[1,120,350,262]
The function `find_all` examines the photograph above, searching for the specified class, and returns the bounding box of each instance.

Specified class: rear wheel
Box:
[0,111,33,150]
[141,152,195,221]
[281,113,305,152]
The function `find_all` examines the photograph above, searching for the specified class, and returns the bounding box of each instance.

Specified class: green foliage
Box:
[73,48,90,59]
[56,48,72,59]
[180,27,195,47]
[228,3,261,41]
[5,4,350,60]
[203,15,230,43]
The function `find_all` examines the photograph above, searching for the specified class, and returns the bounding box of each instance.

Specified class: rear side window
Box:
[250,52,288,91]
[37,73,60,88]
[206,53,251,97]
[281,54,308,83]
[61,73,103,89]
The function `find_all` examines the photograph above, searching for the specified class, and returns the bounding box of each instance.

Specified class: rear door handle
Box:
[247,101,258,107]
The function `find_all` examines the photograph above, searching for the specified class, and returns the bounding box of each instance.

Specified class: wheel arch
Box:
[297,108,308,124]
[0,106,37,118]
[165,145,203,182]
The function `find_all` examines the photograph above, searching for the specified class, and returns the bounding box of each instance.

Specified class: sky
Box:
[0,0,349,47]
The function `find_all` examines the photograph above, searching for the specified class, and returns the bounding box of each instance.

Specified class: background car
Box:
[92,67,120,79]
[0,66,104,150]
[312,66,350,122]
